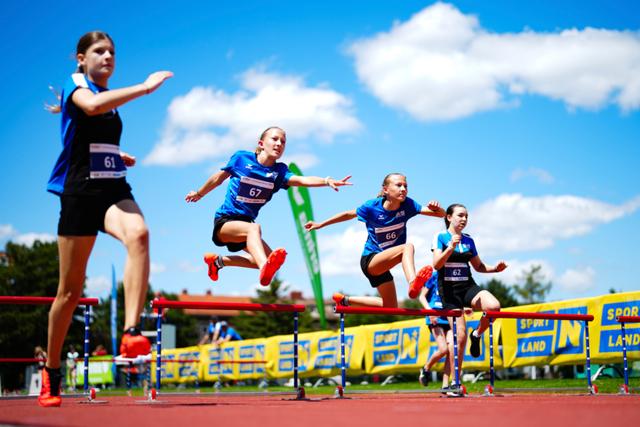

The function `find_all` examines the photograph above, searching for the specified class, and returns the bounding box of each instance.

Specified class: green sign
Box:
[287,163,326,328]
[76,356,114,385]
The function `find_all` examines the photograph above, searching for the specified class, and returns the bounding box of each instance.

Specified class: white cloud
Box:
[14,233,56,246]
[150,262,167,274]
[470,193,640,256]
[283,153,320,170]
[0,224,16,239]
[0,224,56,247]
[315,194,640,282]
[144,68,362,166]
[85,276,111,298]
[557,267,596,293]
[510,167,555,184]
[348,2,640,121]
[178,260,203,273]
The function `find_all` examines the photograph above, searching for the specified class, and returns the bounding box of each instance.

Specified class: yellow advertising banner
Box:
[149,291,639,384]
[264,327,367,379]
[201,339,267,382]
[499,291,640,367]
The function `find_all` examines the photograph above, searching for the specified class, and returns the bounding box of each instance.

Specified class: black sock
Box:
[126,326,141,336]
[45,367,62,396]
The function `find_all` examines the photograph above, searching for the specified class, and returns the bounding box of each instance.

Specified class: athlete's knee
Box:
[404,242,415,253]
[55,288,83,306]
[437,342,448,354]
[485,299,500,312]
[125,225,149,250]
[247,222,262,236]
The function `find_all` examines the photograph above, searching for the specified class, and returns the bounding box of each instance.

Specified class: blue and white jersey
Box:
[215,151,294,220]
[356,197,422,256]
[424,271,449,326]
[219,326,242,341]
[432,230,478,284]
[47,73,128,196]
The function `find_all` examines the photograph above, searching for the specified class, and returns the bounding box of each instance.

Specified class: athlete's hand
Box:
[143,71,174,94]
[327,175,352,192]
[426,200,441,212]
[449,234,461,249]
[120,151,136,167]
[185,190,203,203]
[304,221,321,231]
[494,261,508,272]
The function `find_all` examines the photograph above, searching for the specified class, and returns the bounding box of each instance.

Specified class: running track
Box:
[1,393,639,427]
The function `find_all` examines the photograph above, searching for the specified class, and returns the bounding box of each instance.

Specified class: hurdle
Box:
[333,305,464,398]
[482,310,596,396]
[0,296,100,401]
[149,299,306,400]
[616,315,640,395]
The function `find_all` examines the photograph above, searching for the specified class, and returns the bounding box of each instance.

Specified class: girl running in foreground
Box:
[432,203,507,359]
[186,127,351,286]
[42,31,172,407]
[305,173,444,307]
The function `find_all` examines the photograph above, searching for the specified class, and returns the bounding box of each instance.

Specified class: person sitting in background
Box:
[215,321,242,345]
[199,316,221,345]
[66,345,79,391]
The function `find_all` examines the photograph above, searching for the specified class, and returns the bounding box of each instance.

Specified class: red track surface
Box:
[1,393,638,427]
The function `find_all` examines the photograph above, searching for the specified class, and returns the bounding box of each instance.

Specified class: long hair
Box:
[444,203,466,228]
[376,173,405,198]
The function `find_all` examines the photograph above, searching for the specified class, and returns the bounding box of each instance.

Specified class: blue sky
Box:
[1,1,639,304]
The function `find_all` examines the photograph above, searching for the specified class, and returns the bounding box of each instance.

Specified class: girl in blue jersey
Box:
[40,31,172,408]
[186,127,351,286]
[305,173,444,307]
[432,204,507,359]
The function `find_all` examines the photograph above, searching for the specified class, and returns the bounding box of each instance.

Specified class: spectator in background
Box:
[34,346,47,371]
[92,344,108,356]
[215,321,242,345]
[199,317,221,345]
[66,345,79,391]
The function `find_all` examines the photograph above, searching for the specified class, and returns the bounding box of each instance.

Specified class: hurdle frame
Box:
[616,315,640,394]
[150,299,307,400]
[334,305,464,398]
[0,296,100,401]
[483,310,596,396]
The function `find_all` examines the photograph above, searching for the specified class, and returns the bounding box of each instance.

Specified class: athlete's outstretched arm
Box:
[304,209,357,231]
[72,71,173,116]
[185,170,231,203]
[419,200,445,217]
[288,175,352,192]
[469,256,508,273]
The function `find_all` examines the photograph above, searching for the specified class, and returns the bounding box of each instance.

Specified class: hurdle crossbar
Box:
[150,298,306,398]
[0,295,98,399]
[616,315,640,393]
[0,296,99,306]
[333,305,464,397]
[482,310,596,395]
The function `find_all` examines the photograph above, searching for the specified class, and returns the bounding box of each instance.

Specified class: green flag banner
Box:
[287,163,326,328]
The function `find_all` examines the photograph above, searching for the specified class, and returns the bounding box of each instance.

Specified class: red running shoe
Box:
[120,328,151,358]
[408,265,433,299]
[204,253,220,282]
[259,248,287,286]
[38,368,62,407]
[332,292,347,306]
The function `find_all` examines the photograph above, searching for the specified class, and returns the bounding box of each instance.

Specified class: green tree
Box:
[512,265,552,305]
[232,276,314,339]
[481,278,519,308]
[0,241,86,389]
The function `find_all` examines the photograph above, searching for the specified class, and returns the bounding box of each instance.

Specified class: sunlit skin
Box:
[304,174,445,308]
[45,35,173,371]
[432,205,507,343]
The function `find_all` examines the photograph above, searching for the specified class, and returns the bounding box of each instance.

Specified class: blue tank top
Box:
[424,271,449,326]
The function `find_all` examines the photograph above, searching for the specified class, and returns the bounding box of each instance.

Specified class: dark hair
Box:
[256,126,285,154]
[444,203,467,228]
[46,31,114,114]
[377,173,405,198]
[76,31,114,73]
